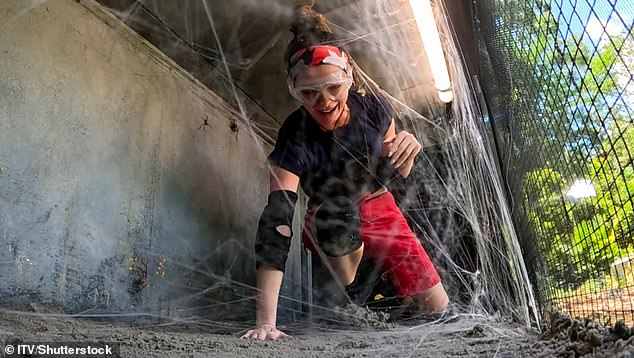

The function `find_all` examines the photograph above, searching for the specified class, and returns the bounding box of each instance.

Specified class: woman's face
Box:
[294,64,351,131]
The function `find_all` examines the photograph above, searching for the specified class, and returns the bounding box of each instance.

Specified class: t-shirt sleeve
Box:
[267,114,308,177]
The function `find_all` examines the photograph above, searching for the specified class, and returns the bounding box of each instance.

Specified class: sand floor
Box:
[1,307,633,357]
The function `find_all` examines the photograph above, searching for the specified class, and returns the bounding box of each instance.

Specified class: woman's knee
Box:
[410,282,449,313]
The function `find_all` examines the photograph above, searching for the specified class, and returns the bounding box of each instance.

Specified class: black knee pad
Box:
[314,196,362,257]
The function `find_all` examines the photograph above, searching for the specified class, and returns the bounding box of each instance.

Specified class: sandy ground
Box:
[555,288,634,327]
[1,307,633,357]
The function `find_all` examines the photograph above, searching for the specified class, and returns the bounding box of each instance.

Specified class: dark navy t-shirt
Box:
[268,90,395,205]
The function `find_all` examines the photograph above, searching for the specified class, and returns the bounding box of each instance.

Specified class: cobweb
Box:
[0,0,539,342]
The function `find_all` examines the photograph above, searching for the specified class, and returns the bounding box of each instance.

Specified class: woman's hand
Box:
[240,324,290,341]
[383,130,421,178]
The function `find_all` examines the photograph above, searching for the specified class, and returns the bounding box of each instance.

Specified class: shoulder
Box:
[350,90,393,115]
[280,106,304,131]
[277,107,310,140]
[268,107,312,176]
[349,90,394,130]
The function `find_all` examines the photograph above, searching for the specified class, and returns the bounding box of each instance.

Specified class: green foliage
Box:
[505,1,634,294]
[483,0,633,299]
[523,116,633,290]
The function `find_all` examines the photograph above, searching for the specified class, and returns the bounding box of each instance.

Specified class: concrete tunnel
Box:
[0,0,487,325]
[2,0,634,356]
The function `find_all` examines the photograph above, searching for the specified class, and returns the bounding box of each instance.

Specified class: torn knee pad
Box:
[314,196,362,257]
[255,190,298,272]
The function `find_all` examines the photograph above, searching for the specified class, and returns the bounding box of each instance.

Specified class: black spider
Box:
[199,115,211,133]
[229,119,239,133]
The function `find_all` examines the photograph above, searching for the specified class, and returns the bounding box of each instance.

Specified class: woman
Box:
[242,5,448,341]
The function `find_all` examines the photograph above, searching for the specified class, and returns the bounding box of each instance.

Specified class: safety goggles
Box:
[288,73,353,106]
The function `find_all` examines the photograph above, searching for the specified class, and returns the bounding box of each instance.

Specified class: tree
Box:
[513,9,633,290]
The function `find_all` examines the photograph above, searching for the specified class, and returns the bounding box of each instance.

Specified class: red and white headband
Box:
[287,45,351,81]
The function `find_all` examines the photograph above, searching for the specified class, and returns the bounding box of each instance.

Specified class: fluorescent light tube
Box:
[409,0,453,103]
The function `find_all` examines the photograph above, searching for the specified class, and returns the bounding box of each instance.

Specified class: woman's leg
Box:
[404,281,449,313]
[358,192,448,311]
[302,207,364,287]
[325,243,364,286]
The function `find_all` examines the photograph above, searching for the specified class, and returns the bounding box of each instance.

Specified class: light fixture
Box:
[408,0,453,103]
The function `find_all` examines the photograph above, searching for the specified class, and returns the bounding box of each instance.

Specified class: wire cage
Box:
[475,0,634,326]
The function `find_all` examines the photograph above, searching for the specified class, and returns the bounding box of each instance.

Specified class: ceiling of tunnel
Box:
[96,0,476,143]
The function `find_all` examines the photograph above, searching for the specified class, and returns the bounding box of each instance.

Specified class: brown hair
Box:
[284,5,337,65]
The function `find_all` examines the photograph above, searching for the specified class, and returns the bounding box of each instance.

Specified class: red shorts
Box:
[302,192,441,297]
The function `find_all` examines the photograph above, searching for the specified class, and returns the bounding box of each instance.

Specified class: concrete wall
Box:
[0,0,304,322]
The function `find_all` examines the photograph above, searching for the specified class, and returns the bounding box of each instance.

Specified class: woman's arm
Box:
[255,266,285,328]
[383,119,422,179]
[241,166,300,340]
